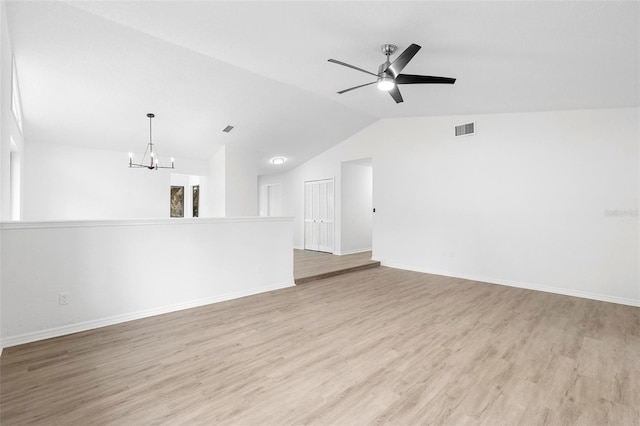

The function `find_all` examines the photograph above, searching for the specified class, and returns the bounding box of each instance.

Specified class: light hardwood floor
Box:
[1,267,639,425]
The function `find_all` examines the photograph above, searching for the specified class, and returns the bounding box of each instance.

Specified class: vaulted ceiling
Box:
[7,1,639,174]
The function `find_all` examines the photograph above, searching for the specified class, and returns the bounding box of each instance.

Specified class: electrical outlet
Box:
[59,293,69,305]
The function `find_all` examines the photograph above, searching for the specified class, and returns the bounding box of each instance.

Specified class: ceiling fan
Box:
[328,43,456,103]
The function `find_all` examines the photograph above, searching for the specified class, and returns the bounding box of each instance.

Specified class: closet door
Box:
[317,179,334,253]
[304,181,318,250]
[304,179,334,253]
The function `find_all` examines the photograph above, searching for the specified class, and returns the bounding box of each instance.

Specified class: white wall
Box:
[0,2,24,222]
[208,144,258,217]
[0,2,24,220]
[259,108,639,306]
[377,109,638,306]
[0,0,25,354]
[225,144,257,216]
[22,142,209,220]
[0,217,294,347]
[341,159,372,254]
[0,0,5,356]
[208,145,226,217]
[19,135,256,221]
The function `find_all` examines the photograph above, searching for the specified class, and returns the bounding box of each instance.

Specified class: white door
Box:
[304,179,334,252]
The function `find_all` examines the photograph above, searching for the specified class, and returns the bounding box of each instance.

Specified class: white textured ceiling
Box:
[7,1,639,174]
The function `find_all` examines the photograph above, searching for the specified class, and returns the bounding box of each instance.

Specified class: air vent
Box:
[222,125,234,133]
[455,122,475,137]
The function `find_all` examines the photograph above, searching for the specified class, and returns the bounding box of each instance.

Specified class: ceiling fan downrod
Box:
[377,44,397,90]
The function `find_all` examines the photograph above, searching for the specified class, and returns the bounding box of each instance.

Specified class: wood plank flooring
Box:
[1,267,639,425]
[294,249,380,284]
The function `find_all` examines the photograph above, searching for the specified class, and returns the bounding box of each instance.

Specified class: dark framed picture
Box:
[170,186,184,218]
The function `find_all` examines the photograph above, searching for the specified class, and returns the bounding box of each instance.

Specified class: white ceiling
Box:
[7,1,639,174]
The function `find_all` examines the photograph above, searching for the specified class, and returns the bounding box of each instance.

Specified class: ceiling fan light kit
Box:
[377,75,395,91]
[329,43,456,103]
[128,113,175,170]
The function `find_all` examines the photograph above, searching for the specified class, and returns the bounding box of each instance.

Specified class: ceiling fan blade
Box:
[337,81,376,94]
[386,43,421,78]
[328,59,378,77]
[395,74,456,85]
[388,85,403,103]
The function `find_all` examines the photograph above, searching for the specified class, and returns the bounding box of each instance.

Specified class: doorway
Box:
[304,178,334,253]
[170,174,204,218]
[340,158,372,254]
[266,184,282,216]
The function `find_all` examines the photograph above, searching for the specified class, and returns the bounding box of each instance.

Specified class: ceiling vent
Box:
[455,122,475,137]
[222,125,234,133]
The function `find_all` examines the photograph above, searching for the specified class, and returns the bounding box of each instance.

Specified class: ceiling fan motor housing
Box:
[378,63,390,77]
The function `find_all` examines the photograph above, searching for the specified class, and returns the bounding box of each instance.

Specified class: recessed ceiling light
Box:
[271,157,286,165]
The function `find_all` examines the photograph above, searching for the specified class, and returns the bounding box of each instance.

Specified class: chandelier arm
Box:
[129,162,150,169]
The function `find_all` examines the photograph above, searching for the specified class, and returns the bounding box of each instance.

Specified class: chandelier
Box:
[129,113,175,170]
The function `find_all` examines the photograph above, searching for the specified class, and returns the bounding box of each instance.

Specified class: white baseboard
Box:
[1,281,295,349]
[336,247,372,256]
[380,261,640,308]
